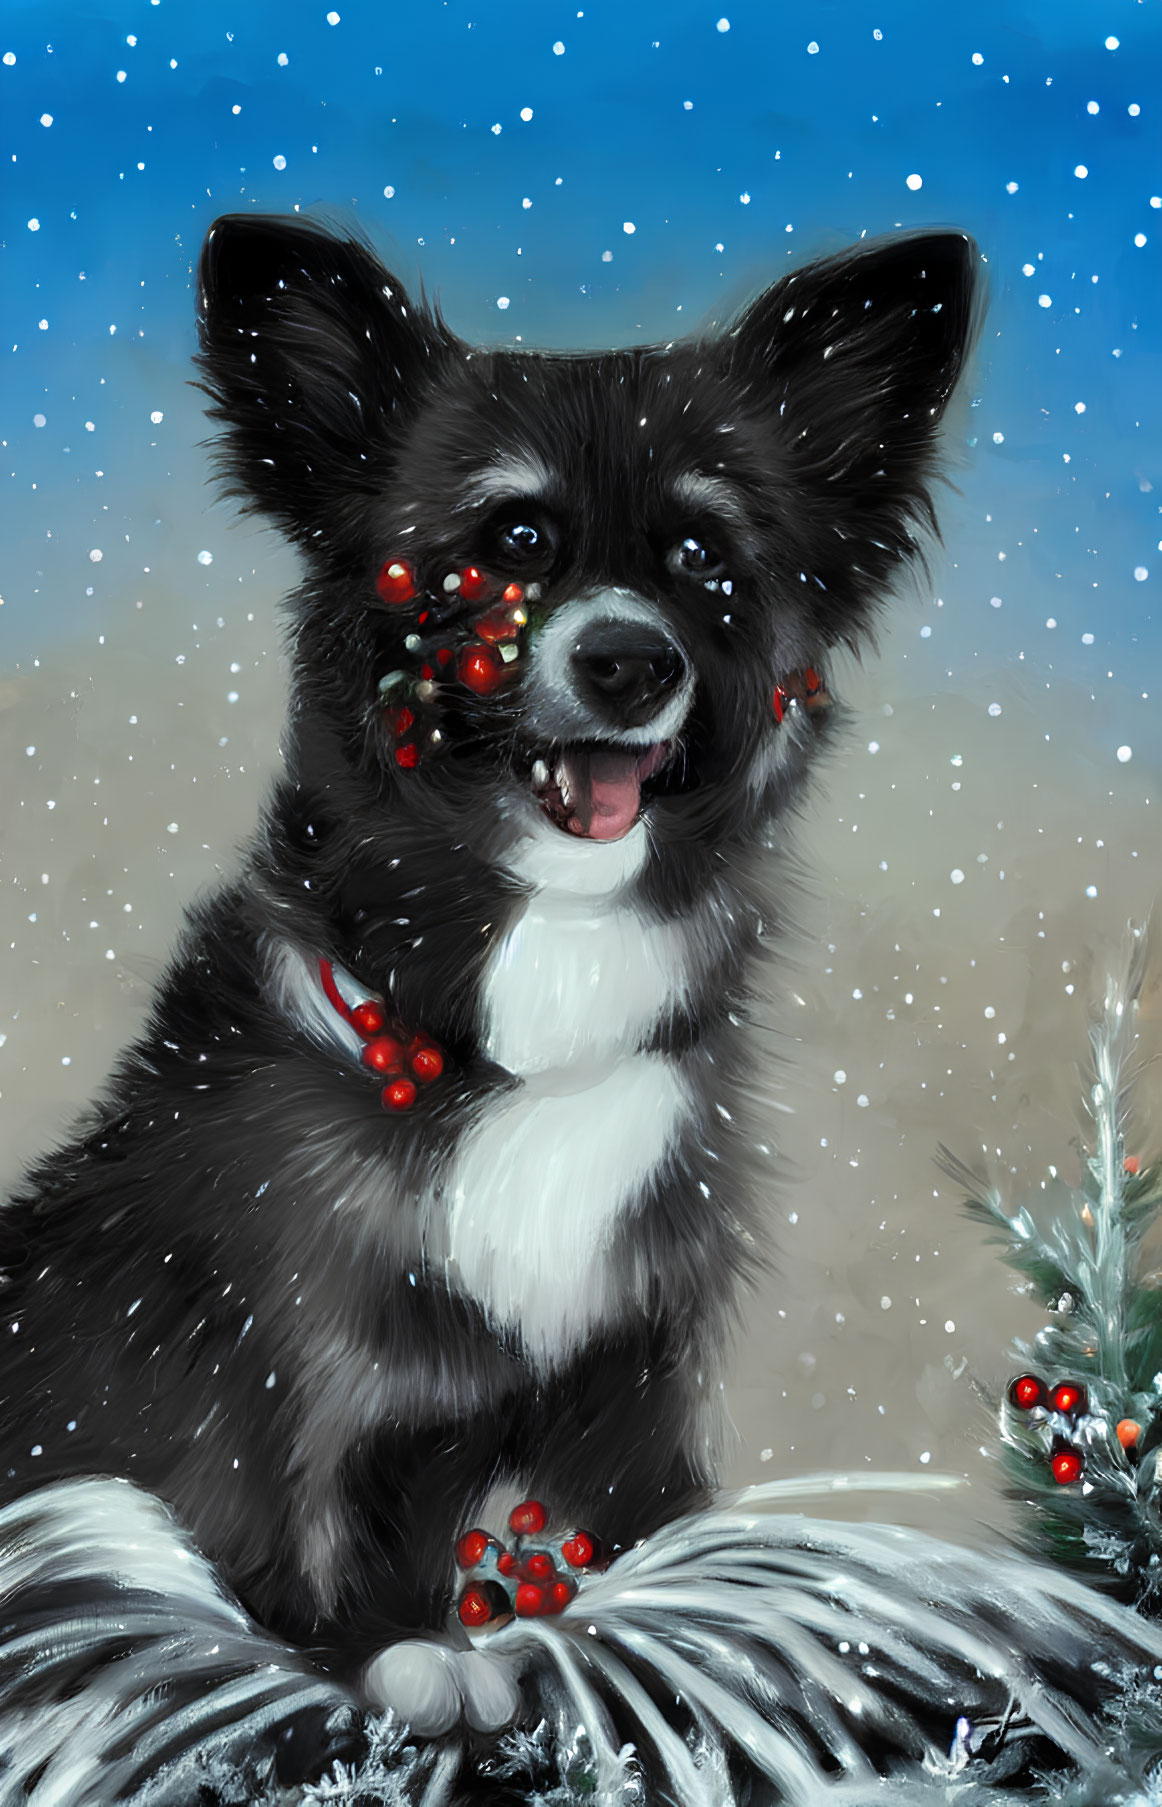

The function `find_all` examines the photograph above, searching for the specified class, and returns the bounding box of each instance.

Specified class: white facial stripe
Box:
[455,452,554,512]
[524,589,695,748]
[671,469,749,531]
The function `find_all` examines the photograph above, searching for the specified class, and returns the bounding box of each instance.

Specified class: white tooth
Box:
[555,762,572,807]
[531,759,549,790]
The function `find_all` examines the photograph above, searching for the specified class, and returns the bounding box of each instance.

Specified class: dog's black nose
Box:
[570,625,687,730]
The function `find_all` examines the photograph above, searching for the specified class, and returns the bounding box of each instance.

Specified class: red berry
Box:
[458,1587,493,1628]
[772,685,787,724]
[382,1077,418,1111]
[395,743,419,770]
[548,1580,575,1613]
[361,1036,406,1075]
[1117,1418,1142,1450]
[1051,1448,1083,1486]
[384,703,415,736]
[1050,1382,1087,1418]
[525,1552,554,1583]
[514,1583,546,1617]
[351,1002,386,1037]
[458,566,490,603]
[474,606,520,644]
[502,583,524,605]
[1009,1374,1046,1411]
[804,666,821,694]
[458,643,507,696]
[497,1550,517,1577]
[376,558,417,606]
[509,1499,548,1537]
[456,1528,492,1570]
[1125,1156,1141,1176]
[410,1044,444,1084]
[436,647,453,667]
[561,1533,594,1568]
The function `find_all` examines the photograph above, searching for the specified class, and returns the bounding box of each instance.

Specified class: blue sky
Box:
[3,0,1160,757]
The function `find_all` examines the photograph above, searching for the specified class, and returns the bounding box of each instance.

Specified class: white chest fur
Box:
[440,813,693,1367]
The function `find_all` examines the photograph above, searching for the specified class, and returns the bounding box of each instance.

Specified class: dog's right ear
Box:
[196,215,456,546]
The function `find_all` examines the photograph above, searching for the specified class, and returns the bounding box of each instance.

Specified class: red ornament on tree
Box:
[1050,1381,1087,1418]
[1009,1374,1047,1411]
[376,558,417,606]
[1051,1447,1083,1486]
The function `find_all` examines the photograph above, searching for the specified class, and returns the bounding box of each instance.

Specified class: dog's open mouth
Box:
[529,742,671,841]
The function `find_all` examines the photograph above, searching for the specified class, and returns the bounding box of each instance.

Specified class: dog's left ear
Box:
[196,214,460,548]
[726,231,981,616]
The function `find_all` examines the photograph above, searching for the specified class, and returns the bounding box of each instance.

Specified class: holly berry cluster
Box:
[956,929,1162,1609]
[772,664,827,725]
[454,1499,602,1630]
[374,555,536,772]
[318,959,444,1113]
[1006,1374,1108,1486]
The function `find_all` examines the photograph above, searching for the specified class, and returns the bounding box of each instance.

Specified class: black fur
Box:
[0,216,978,1734]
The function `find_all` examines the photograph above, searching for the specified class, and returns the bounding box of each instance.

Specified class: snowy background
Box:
[2,0,1161,1544]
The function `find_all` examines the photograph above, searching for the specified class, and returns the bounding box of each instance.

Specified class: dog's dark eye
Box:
[497,522,542,560]
[669,536,725,579]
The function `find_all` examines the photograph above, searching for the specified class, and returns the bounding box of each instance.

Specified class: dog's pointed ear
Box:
[726,231,981,611]
[196,215,457,545]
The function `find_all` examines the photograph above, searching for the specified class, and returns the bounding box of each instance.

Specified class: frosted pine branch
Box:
[955,925,1162,1606]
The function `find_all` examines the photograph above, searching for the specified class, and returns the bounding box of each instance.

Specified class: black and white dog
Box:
[0,216,978,1790]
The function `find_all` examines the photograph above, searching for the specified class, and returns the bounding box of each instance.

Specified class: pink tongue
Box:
[562,745,665,841]
[586,749,643,840]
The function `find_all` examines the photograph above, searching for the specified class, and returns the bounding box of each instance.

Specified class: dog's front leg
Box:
[521,1341,716,1556]
[335,1417,525,1737]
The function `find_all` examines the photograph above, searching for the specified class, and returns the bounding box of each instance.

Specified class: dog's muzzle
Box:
[569,623,688,734]
[518,590,695,842]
